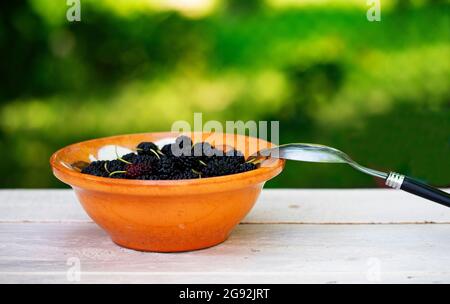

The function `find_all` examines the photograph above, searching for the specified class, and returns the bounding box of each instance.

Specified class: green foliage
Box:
[0,1,448,188]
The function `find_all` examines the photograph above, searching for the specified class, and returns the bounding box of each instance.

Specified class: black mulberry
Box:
[80,136,257,180]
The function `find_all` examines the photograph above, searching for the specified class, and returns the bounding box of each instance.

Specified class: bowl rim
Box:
[50,132,285,193]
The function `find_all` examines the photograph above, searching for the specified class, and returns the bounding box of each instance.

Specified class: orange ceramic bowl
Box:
[50,132,284,252]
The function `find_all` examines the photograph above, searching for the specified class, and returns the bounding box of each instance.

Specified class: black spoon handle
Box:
[385,172,450,208]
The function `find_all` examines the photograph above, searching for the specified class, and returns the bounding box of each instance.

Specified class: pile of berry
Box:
[80,136,257,180]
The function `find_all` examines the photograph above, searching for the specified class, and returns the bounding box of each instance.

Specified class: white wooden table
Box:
[1,189,449,284]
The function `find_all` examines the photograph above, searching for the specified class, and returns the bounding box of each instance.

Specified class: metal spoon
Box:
[256,143,450,208]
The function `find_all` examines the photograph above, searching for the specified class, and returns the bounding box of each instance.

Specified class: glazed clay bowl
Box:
[50,132,284,252]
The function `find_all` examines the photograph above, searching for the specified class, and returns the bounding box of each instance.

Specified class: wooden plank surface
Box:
[1,189,449,284]
[1,189,450,224]
[1,223,449,284]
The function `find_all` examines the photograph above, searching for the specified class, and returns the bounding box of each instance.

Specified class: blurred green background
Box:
[0,0,449,188]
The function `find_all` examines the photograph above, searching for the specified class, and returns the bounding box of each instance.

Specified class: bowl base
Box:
[110,235,229,253]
